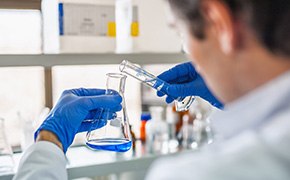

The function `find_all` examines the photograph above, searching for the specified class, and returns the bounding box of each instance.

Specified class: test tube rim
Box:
[119,60,128,72]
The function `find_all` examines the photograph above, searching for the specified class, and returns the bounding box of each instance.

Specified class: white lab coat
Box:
[14,71,290,180]
[13,141,67,180]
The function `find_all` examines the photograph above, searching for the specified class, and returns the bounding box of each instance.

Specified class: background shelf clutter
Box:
[0,0,182,54]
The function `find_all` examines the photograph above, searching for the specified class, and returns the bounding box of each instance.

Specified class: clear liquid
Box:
[86,138,131,152]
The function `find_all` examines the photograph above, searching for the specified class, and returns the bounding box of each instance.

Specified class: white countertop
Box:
[0,142,191,180]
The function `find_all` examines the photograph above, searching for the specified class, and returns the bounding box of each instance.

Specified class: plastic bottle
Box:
[146,106,169,154]
[140,113,151,143]
[190,97,214,148]
[181,114,194,149]
[166,106,179,152]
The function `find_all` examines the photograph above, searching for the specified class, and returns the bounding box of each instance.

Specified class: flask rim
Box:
[106,73,127,79]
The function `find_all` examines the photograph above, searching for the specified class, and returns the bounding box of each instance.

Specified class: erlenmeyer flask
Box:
[86,73,131,152]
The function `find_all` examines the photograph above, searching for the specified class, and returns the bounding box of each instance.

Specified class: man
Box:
[14,0,290,179]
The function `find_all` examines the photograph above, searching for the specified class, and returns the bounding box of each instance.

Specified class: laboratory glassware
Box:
[181,114,195,149]
[119,60,194,112]
[190,97,214,148]
[166,106,179,152]
[0,118,14,173]
[146,106,169,154]
[86,73,131,152]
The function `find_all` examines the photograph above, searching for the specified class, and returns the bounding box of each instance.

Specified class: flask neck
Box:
[106,73,127,94]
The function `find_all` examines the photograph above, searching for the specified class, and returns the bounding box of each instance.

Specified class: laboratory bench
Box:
[0,141,191,180]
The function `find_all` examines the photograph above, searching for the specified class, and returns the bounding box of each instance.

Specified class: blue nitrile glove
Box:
[157,62,223,108]
[34,88,122,153]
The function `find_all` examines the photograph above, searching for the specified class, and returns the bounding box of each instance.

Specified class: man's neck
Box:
[233,48,290,101]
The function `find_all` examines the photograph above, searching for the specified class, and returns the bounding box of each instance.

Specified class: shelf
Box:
[0,53,187,67]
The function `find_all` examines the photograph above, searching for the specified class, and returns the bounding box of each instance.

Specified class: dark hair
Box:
[168,0,290,57]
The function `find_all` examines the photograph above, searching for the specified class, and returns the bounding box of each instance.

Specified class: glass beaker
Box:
[0,118,14,173]
[86,73,131,152]
[119,60,194,112]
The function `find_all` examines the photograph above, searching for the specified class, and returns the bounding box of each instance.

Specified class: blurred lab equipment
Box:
[119,60,194,112]
[86,73,132,152]
[181,114,195,149]
[0,118,14,173]
[17,112,34,152]
[178,97,214,150]
[190,97,214,148]
[173,106,190,142]
[116,0,133,53]
[146,106,169,154]
[166,106,179,152]
[18,108,51,151]
[140,112,151,143]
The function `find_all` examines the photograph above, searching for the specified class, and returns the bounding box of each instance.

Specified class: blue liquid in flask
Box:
[86,138,132,152]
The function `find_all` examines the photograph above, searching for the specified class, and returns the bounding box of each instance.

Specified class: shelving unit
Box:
[0,53,187,67]
[0,53,187,107]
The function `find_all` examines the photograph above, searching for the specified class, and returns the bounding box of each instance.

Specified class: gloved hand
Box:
[35,88,122,153]
[157,62,223,108]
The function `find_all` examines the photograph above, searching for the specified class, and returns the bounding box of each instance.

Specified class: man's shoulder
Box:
[145,151,211,180]
[261,108,290,145]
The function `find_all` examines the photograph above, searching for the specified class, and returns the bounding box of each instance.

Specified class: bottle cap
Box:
[141,113,151,121]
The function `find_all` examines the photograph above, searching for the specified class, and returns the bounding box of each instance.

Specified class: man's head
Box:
[168,0,290,103]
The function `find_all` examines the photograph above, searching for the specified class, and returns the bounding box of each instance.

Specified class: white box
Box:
[133,0,182,53]
[0,10,42,54]
[42,0,116,54]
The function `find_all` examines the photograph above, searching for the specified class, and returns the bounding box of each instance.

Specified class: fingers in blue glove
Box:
[156,62,197,100]
[80,94,122,112]
[85,110,117,121]
[166,96,175,104]
[64,88,107,96]
[157,91,164,97]
[157,82,197,104]
[166,82,196,97]
[106,89,120,95]
[35,88,124,154]
[77,119,107,133]
[157,62,196,83]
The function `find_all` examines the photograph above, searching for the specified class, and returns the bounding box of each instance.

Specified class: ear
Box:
[202,0,237,55]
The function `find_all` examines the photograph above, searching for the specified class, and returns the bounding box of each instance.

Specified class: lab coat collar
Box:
[211,70,290,140]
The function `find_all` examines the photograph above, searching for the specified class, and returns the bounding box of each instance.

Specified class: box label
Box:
[59,3,115,37]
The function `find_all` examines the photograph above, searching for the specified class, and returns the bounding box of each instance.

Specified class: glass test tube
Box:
[119,60,194,112]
